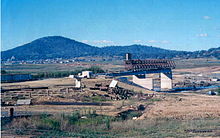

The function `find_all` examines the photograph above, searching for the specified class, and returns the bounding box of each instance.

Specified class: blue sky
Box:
[1,0,220,51]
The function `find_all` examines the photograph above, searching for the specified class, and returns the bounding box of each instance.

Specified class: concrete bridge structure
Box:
[107,53,175,90]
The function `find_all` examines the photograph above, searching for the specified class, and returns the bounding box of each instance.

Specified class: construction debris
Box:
[17,99,31,105]
[207,91,218,95]
[108,86,134,100]
[109,80,118,88]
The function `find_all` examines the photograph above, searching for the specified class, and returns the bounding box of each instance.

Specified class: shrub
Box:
[85,66,105,74]
[105,117,111,129]
[217,88,220,96]
[1,70,7,74]
[69,111,80,124]
[42,118,60,130]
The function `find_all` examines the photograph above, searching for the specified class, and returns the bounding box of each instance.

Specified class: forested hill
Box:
[1,36,220,60]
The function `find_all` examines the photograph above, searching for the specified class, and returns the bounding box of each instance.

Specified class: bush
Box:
[42,117,60,130]
[85,66,105,74]
[1,118,12,128]
[69,111,81,124]
[217,88,220,96]
[105,117,111,129]
[119,110,143,120]
[1,70,7,74]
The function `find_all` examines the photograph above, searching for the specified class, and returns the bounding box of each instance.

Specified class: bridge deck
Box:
[106,68,172,77]
[125,59,175,71]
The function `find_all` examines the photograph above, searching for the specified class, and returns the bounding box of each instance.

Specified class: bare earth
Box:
[1,66,220,120]
[139,92,220,119]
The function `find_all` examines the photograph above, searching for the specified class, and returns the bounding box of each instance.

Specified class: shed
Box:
[81,71,93,78]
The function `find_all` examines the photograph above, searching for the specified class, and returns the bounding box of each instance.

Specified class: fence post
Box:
[9,108,14,118]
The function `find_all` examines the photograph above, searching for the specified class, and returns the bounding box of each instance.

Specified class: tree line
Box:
[32,66,105,79]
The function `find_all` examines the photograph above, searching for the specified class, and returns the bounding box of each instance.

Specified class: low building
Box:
[80,71,93,78]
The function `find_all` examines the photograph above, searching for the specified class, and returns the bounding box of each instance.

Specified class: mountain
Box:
[1,36,220,60]
[188,47,220,59]
[100,45,189,59]
[1,36,101,60]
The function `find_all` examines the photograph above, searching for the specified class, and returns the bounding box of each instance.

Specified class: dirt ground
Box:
[142,66,220,120]
[1,77,154,117]
[139,92,220,119]
[1,78,76,88]
[174,66,220,75]
[1,66,220,120]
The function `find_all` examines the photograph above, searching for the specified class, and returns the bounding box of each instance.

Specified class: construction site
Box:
[1,54,220,137]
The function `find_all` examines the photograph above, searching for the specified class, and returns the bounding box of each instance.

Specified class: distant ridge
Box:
[1,36,220,60]
[1,36,100,60]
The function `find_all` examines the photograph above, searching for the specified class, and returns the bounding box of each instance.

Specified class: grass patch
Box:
[217,88,220,96]
[148,98,161,102]
[82,95,110,102]
[2,111,220,137]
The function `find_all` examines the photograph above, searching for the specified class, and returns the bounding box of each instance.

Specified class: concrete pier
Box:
[132,74,154,90]
[75,78,81,88]
[160,72,172,89]
[132,71,173,90]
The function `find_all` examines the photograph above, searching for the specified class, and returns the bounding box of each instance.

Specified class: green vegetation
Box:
[1,64,105,79]
[86,66,105,74]
[217,88,220,96]
[1,70,7,74]
[148,98,161,102]
[119,110,142,120]
[83,95,110,102]
[31,66,104,79]
[2,110,116,137]
[2,64,105,74]
[2,111,220,137]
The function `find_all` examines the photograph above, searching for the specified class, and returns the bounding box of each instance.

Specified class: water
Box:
[155,85,220,93]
